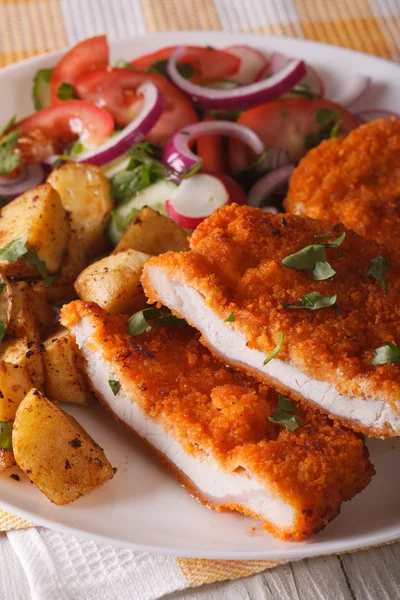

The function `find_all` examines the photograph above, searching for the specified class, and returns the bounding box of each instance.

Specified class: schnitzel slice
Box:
[142,204,400,438]
[61,300,373,541]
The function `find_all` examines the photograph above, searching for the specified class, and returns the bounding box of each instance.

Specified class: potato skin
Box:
[0,338,44,391]
[47,162,113,258]
[0,361,33,421]
[7,282,54,341]
[74,249,150,314]
[114,207,189,255]
[13,389,114,505]
[33,227,87,305]
[43,327,92,405]
[0,183,70,278]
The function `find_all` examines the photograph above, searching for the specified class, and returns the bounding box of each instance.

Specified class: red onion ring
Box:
[44,81,165,168]
[332,75,370,107]
[162,121,265,175]
[356,109,400,123]
[269,52,324,97]
[0,164,45,200]
[248,165,294,208]
[167,47,306,110]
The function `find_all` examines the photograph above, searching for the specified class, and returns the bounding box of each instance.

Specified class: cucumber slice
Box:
[101,153,132,178]
[32,68,53,110]
[107,179,177,245]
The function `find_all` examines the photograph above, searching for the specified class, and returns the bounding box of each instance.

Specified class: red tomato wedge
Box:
[229,98,360,170]
[130,46,240,84]
[15,100,114,162]
[51,35,109,105]
[75,68,199,146]
[196,118,227,173]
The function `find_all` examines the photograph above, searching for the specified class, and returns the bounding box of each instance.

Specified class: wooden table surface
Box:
[166,543,400,600]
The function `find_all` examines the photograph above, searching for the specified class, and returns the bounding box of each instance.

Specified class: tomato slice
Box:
[15,100,114,162]
[131,46,240,84]
[196,118,227,173]
[229,98,360,170]
[51,35,109,105]
[75,68,199,146]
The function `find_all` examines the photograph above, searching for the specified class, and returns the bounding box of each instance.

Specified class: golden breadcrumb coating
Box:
[284,118,400,255]
[142,204,400,437]
[61,300,373,541]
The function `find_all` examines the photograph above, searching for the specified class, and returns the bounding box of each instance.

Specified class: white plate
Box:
[0,32,399,560]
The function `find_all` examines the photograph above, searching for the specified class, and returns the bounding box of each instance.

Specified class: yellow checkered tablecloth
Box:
[0,0,399,589]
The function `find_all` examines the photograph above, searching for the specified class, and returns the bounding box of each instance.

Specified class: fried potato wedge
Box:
[114,207,189,255]
[74,249,150,314]
[0,183,69,278]
[0,338,44,390]
[13,389,114,505]
[0,361,33,421]
[7,282,54,341]
[43,327,92,405]
[47,162,113,258]
[0,449,16,472]
[33,227,87,304]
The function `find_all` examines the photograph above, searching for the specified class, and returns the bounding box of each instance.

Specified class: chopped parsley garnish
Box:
[57,82,77,100]
[316,108,341,126]
[108,380,121,396]
[224,312,236,323]
[336,249,343,259]
[284,292,337,311]
[0,239,57,286]
[0,129,21,175]
[128,307,186,336]
[310,261,336,281]
[314,233,334,239]
[263,332,284,365]
[115,59,135,69]
[371,342,400,366]
[322,232,346,248]
[32,68,53,109]
[69,140,85,156]
[0,421,13,451]
[364,256,388,295]
[111,142,168,204]
[0,115,16,136]
[268,395,300,432]
[290,83,319,99]
[0,320,7,347]
[149,59,194,79]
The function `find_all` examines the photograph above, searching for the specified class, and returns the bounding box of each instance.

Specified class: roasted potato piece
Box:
[114,207,189,255]
[7,282,54,340]
[0,273,12,326]
[43,327,92,405]
[47,162,113,258]
[33,227,87,304]
[13,389,114,505]
[0,361,33,421]
[74,249,150,314]
[0,449,16,472]
[0,183,69,278]
[0,338,44,390]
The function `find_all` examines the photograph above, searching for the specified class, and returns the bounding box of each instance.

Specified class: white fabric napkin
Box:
[3,528,188,600]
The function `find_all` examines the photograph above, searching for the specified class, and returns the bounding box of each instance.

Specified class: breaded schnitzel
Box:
[284,119,400,255]
[61,300,373,541]
[142,204,400,438]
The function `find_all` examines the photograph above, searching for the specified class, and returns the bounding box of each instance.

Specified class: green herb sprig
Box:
[364,256,389,295]
[263,332,284,365]
[268,395,300,432]
[128,307,187,337]
[371,342,400,366]
[284,292,337,311]
[0,239,57,286]
[108,380,121,396]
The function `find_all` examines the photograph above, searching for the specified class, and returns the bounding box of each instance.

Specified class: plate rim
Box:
[0,31,399,559]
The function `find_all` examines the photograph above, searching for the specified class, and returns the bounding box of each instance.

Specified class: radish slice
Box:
[356,109,400,123]
[332,75,370,107]
[248,165,294,208]
[224,45,268,84]
[163,121,264,176]
[167,47,306,110]
[268,52,324,97]
[43,82,165,168]
[165,173,247,229]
